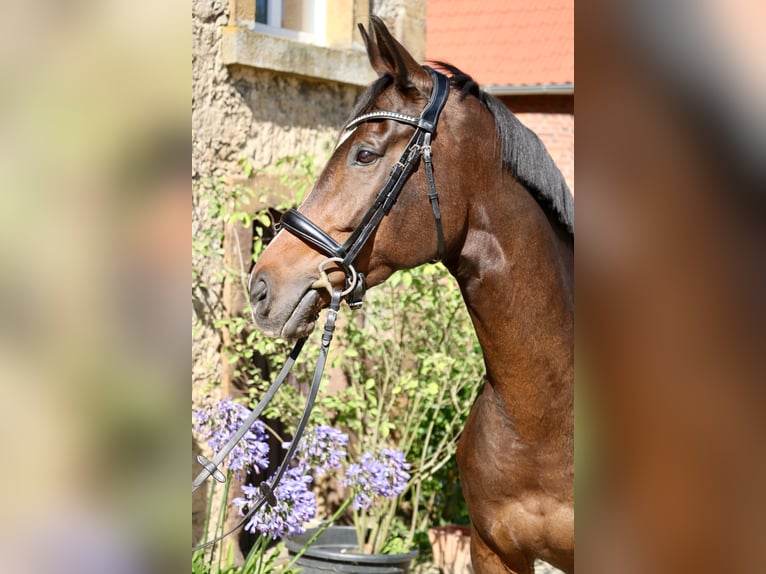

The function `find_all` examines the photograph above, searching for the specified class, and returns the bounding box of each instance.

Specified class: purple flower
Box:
[290,425,349,475]
[193,397,270,480]
[342,448,411,510]
[233,466,317,539]
[229,426,349,539]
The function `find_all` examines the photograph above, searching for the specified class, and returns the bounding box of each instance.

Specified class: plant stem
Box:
[283,498,353,571]
[197,478,216,569]
[408,481,422,544]
[374,497,399,553]
[241,535,262,574]
[256,535,265,574]
[368,507,381,553]
[216,470,233,572]
[356,507,368,553]
[418,490,437,534]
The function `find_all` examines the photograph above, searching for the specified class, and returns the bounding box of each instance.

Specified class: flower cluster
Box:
[291,425,349,475]
[343,448,411,510]
[235,425,348,540]
[233,466,317,539]
[192,397,270,480]
[196,399,412,542]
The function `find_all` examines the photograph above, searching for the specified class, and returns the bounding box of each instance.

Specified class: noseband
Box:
[279,67,450,309]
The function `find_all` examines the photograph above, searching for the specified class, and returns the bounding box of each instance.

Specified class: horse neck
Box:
[447,171,574,433]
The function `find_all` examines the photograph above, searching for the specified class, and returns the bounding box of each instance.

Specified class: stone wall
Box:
[192,0,426,558]
[193,5,366,181]
[192,0,428,395]
[372,0,426,61]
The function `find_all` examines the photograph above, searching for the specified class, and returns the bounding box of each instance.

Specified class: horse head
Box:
[249,16,491,339]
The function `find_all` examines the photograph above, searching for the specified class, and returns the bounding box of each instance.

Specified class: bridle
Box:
[192,67,450,551]
[279,66,450,308]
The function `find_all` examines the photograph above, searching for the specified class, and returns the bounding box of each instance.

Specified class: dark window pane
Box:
[255,0,268,24]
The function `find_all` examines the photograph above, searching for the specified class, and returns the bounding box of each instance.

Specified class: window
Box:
[254,0,327,46]
[254,1,274,26]
[223,0,373,85]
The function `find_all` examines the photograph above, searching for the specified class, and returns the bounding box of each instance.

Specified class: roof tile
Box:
[426,0,574,86]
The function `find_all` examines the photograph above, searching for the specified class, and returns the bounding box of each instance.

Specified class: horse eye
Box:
[355,149,378,165]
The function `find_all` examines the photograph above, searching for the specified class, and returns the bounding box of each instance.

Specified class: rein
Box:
[192,67,449,551]
[192,291,341,552]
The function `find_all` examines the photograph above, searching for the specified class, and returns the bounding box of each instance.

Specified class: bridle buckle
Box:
[346,273,366,310]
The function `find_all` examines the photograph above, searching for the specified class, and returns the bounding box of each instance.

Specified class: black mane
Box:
[346,64,575,235]
[433,62,574,235]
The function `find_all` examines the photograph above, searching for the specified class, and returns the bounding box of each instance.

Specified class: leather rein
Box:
[192,67,450,551]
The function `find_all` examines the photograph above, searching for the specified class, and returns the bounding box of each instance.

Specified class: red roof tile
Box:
[426,0,574,86]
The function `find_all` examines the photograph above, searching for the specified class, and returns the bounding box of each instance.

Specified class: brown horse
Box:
[249,17,574,574]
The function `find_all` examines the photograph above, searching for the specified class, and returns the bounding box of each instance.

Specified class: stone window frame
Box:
[253,0,319,45]
[222,0,375,87]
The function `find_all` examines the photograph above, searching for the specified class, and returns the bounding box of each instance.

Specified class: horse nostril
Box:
[250,274,270,309]
[255,281,267,302]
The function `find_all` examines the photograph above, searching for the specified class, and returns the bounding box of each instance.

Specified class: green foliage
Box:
[192,540,294,574]
[193,154,325,400]
[192,175,254,288]
[272,152,318,206]
[321,264,482,554]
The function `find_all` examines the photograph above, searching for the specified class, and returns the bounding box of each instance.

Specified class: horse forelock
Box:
[338,73,393,139]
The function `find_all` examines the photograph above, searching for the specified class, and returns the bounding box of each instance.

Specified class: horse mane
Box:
[431,62,574,235]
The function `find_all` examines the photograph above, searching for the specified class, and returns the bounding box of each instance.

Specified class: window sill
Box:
[221,27,375,87]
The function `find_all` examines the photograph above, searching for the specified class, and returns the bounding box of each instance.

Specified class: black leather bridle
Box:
[279,67,450,309]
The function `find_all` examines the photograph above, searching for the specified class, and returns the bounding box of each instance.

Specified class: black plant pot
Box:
[285,525,418,573]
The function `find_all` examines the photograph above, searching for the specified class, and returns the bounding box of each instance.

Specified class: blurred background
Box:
[0,1,188,572]
[0,0,764,572]
[577,0,766,572]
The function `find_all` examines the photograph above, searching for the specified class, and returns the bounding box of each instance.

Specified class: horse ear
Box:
[358,22,388,77]
[363,15,429,90]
